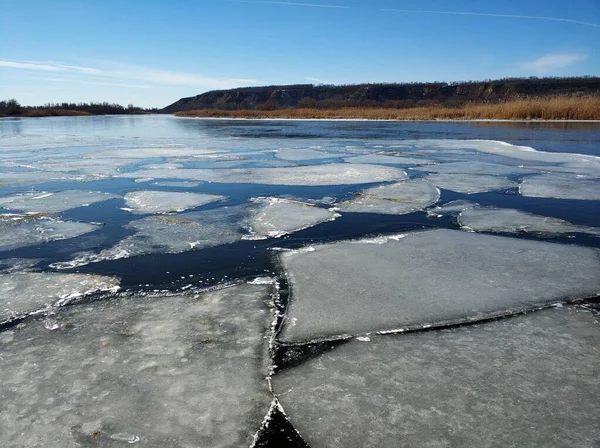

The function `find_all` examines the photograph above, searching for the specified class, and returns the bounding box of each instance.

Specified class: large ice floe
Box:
[425,173,517,194]
[343,154,436,166]
[274,147,342,161]
[123,191,224,214]
[414,161,537,176]
[246,198,338,238]
[0,216,100,251]
[0,283,273,447]
[120,163,406,186]
[277,229,600,342]
[0,272,119,323]
[335,178,440,215]
[272,306,600,448]
[0,190,118,214]
[519,173,600,200]
[458,207,600,236]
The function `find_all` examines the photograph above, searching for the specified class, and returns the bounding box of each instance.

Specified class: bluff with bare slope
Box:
[161,77,600,113]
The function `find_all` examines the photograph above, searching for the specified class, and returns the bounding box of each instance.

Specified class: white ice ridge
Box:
[0,216,100,251]
[335,178,439,215]
[414,161,537,176]
[425,173,517,194]
[272,306,600,448]
[123,191,225,214]
[90,147,224,158]
[458,207,600,236]
[519,173,600,200]
[51,207,248,269]
[0,190,118,213]
[119,163,407,186]
[426,199,478,217]
[247,198,338,238]
[0,283,273,447]
[277,229,600,342]
[0,272,119,323]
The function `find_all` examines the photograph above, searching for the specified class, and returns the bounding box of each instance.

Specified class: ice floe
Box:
[123,191,224,214]
[0,283,273,447]
[273,306,600,448]
[277,229,600,342]
[0,171,68,188]
[52,207,248,268]
[426,200,477,217]
[120,163,406,186]
[0,217,100,252]
[519,173,600,200]
[458,207,600,236]
[335,178,439,215]
[247,198,338,238]
[0,190,118,214]
[414,161,537,176]
[0,272,119,323]
[426,173,517,194]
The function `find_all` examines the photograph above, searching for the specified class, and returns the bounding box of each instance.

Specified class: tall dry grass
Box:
[175,96,600,120]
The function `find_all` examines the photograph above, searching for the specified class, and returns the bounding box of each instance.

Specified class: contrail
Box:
[381,9,600,28]
[226,0,349,9]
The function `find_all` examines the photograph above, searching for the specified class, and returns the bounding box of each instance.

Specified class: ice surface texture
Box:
[459,207,600,236]
[520,173,600,200]
[273,307,600,448]
[121,163,406,186]
[426,173,517,194]
[123,191,224,214]
[0,272,119,323]
[248,198,338,238]
[336,179,439,215]
[0,217,99,251]
[277,229,600,342]
[0,283,273,447]
[0,190,118,213]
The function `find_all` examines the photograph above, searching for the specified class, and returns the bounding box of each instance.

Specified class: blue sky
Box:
[1,0,598,108]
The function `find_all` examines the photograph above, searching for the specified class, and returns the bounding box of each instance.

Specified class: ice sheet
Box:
[52,207,249,268]
[273,307,600,448]
[274,148,342,161]
[426,173,517,194]
[458,207,600,236]
[414,161,537,176]
[0,217,100,252]
[335,179,439,215]
[0,171,68,188]
[247,198,338,238]
[277,229,600,342]
[519,173,600,200]
[120,163,407,186]
[0,190,118,214]
[123,191,224,214]
[91,147,224,158]
[0,283,273,447]
[344,154,436,166]
[0,272,119,323]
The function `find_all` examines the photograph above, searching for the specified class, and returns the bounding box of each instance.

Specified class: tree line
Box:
[0,99,158,117]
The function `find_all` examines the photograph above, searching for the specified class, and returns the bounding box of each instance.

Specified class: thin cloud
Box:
[33,76,153,89]
[0,59,259,90]
[227,0,348,9]
[381,9,600,28]
[521,53,588,73]
[306,77,336,84]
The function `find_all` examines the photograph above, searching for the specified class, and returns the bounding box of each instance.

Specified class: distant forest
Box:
[0,99,157,117]
[162,76,600,113]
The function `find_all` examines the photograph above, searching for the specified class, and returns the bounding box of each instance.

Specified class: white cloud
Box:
[306,77,336,85]
[0,59,259,90]
[520,53,588,73]
[381,9,600,28]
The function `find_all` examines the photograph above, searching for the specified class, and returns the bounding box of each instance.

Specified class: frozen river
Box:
[1,116,599,447]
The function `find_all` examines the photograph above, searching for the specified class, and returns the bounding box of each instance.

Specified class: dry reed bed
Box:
[175,97,600,121]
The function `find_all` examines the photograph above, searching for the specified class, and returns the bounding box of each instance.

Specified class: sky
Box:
[0,0,598,108]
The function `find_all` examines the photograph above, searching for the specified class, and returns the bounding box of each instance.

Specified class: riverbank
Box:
[175,96,600,121]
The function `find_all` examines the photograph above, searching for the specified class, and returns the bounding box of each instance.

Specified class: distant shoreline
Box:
[174,97,600,121]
